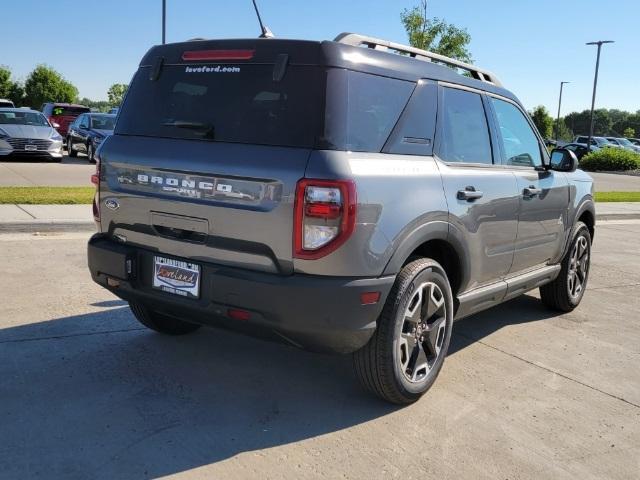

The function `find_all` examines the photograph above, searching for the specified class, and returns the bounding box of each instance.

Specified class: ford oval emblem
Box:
[104,198,120,211]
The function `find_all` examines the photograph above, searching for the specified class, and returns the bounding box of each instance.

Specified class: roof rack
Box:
[334,32,503,88]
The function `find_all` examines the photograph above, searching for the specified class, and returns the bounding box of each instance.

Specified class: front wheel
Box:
[129,302,202,335]
[540,221,591,312]
[67,137,77,157]
[353,258,454,404]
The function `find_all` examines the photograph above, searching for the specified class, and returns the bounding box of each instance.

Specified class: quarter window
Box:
[438,88,492,164]
[490,98,542,167]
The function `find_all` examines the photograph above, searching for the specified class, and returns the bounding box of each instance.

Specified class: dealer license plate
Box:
[152,256,200,299]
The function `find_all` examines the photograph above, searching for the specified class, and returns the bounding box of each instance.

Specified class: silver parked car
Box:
[0,108,64,160]
[606,137,640,153]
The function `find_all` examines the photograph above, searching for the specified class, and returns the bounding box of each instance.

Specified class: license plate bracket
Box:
[24,145,37,151]
[152,255,201,299]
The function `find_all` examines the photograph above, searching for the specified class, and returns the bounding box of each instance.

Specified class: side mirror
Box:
[51,122,60,129]
[549,148,578,172]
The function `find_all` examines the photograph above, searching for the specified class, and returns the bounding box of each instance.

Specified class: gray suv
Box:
[88,33,595,404]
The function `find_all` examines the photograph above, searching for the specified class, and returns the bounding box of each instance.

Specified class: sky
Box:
[2,0,639,115]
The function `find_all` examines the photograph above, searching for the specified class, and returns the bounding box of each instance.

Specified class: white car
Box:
[0,108,64,160]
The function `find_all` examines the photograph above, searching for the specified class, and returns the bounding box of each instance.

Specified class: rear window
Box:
[51,106,90,116]
[90,115,116,130]
[323,70,415,152]
[116,64,324,148]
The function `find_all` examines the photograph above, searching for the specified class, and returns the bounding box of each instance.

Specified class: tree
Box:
[623,127,635,138]
[23,65,78,109]
[107,83,128,106]
[78,97,111,112]
[563,109,612,137]
[0,66,24,106]
[401,1,472,62]
[531,105,553,139]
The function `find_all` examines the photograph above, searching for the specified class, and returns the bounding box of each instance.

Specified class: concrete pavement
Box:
[0,204,94,232]
[0,156,94,187]
[0,222,638,479]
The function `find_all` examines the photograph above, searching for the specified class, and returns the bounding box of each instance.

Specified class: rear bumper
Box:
[87,234,395,353]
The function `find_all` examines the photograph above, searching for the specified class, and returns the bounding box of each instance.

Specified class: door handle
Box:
[457,186,483,201]
[523,186,542,198]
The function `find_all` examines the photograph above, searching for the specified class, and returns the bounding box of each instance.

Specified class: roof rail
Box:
[334,32,503,88]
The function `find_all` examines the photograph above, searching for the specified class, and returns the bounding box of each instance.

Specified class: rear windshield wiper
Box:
[162,121,215,139]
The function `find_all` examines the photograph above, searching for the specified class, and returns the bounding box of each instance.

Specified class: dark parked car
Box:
[67,113,116,162]
[563,143,591,160]
[41,103,91,139]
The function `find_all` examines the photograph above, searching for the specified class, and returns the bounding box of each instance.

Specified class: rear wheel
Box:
[129,302,202,335]
[67,137,77,157]
[540,221,591,312]
[353,258,453,404]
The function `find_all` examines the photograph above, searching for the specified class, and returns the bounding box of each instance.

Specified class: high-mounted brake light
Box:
[181,49,255,61]
[293,179,356,260]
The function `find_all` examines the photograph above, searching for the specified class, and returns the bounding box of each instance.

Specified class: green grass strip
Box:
[595,191,640,202]
[0,186,637,204]
[0,187,94,204]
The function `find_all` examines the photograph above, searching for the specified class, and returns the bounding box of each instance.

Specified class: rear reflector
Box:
[360,292,381,305]
[182,49,255,61]
[227,308,251,321]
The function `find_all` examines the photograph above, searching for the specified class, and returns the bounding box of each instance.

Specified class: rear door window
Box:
[116,64,324,148]
[437,87,493,164]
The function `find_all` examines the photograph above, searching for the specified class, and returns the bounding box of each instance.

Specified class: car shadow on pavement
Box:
[0,294,559,479]
[449,294,561,355]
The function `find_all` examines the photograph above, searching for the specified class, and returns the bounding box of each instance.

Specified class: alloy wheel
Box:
[568,235,589,299]
[398,282,447,383]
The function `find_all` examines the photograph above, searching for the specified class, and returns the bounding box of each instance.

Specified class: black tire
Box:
[540,221,591,312]
[353,258,454,404]
[67,137,77,157]
[87,142,95,163]
[129,302,202,335]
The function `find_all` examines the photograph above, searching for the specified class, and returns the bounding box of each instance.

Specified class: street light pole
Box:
[162,0,166,44]
[556,81,570,142]
[586,40,614,151]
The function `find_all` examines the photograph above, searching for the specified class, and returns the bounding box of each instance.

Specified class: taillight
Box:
[293,179,356,260]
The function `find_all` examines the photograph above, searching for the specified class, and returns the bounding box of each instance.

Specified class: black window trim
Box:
[433,82,498,169]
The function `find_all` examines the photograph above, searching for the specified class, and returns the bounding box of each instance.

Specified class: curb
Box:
[0,213,639,234]
[596,213,640,221]
[0,220,96,233]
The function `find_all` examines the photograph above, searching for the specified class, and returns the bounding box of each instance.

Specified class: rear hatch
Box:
[98,40,325,275]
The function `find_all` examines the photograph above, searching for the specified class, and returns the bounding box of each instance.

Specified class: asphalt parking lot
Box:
[0,221,638,479]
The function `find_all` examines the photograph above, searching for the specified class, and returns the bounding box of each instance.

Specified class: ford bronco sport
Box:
[88,33,595,404]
